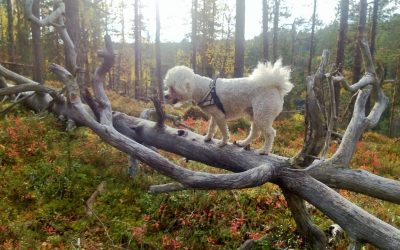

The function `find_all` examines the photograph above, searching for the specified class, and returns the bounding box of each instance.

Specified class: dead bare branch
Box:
[0,83,61,101]
[92,34,114,125]
[25,0,78,79]
[85,181,106,216]
[149,183,185,193]
[150,95,165,128]
[293,49,329,167]
[0,92,35,115]
[329,37,388,166]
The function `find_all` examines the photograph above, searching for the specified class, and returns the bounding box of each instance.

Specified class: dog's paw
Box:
[234,140,247,147]
[256,149,269,155]
[204,137,212,142]
[217,141,227,147]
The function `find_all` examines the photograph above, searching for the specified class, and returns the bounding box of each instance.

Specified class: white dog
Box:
[164,61,293,155]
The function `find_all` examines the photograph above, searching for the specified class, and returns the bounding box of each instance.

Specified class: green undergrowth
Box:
[0,99,399,249]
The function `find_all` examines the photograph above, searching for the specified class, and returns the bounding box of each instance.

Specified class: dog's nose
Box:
[164,94,170,100]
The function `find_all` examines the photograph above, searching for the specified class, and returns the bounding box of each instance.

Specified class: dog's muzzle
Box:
[164,93,178,104]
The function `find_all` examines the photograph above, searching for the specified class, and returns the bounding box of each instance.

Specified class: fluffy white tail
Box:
[248,60,293,96]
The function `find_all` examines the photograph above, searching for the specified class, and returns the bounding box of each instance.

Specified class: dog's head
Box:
[164,66,195,104]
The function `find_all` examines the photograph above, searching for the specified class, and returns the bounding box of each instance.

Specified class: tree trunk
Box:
[191,0,198,73]
[31,0,44,84]
[234,0,245,78]
[262,0,269,62]
[335,0,349,115]
[289,22,296,68]
[115,2,126,92]
[352,0,367,84]
[205,0,216,78]
[6,0,16,64]
[389,62,399,137]
[155,0,163,102]
[134,0,141,99]
[272,0,279,62]
[369,0,379,57]
[64,0,83,75]
[307,0,317,75]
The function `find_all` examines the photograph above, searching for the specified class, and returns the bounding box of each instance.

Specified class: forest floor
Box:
[0,90,399,249]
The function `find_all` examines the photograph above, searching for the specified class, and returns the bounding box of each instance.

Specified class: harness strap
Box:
[197,78,226,114]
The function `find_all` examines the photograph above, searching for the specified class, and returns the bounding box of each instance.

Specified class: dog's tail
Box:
[248,59,293,96]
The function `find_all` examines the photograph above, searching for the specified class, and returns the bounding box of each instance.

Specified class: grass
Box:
[0,96,399,249]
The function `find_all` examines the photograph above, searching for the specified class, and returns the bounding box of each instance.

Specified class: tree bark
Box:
[369,0,379,57]
[64,0,85,86]
[191,0,198,73]
[307,0,317,75]
[233,0,245,78]
[272,0,280,62]
[290,21,297,68]
[155,0,163,102]
[31,0,44,84]
[282,190,327,249]
[389,62,399,137]
[134,0,141,99]
[335,0,349,114]
[352,0,367,84]
[294,50,329,167]
[6,0,16,64]
[262,0,269,61]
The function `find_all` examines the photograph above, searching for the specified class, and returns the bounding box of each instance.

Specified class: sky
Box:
[111,0,339,43]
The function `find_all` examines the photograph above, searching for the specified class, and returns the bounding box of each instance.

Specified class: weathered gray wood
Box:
[278,168,400,249]
[25,0,78,78]
[329,37,388,166]
[0,83,59,100]
[282,189,327,249]
[294,50,329,167]
[92,35,114,125]
[112,114,400,204]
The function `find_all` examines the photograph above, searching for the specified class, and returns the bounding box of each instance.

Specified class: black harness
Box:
[197,78,226,114]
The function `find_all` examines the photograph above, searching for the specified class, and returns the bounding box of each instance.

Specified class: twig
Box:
[140,108,195,131]
[84,195,116,247]
[150,95,165,128]
[149,182,185,193]
[0,61,33,68]
[0,92,35,115]
[85,181,106,216]
[321,76,337,158]
[231,190,245,218]
[341,92,358,122]
[0,83,61,101]
[238,235,271,250]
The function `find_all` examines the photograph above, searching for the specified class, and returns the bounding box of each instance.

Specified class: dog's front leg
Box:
[215,118,229,147]
[204,117,217,142]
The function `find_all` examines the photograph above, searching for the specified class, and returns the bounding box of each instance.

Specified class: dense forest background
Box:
[1,0,399,136]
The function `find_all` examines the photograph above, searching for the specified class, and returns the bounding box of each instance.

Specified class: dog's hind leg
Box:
[204,117,217,142]
[257,126,276,155]
[235,123,261,148]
